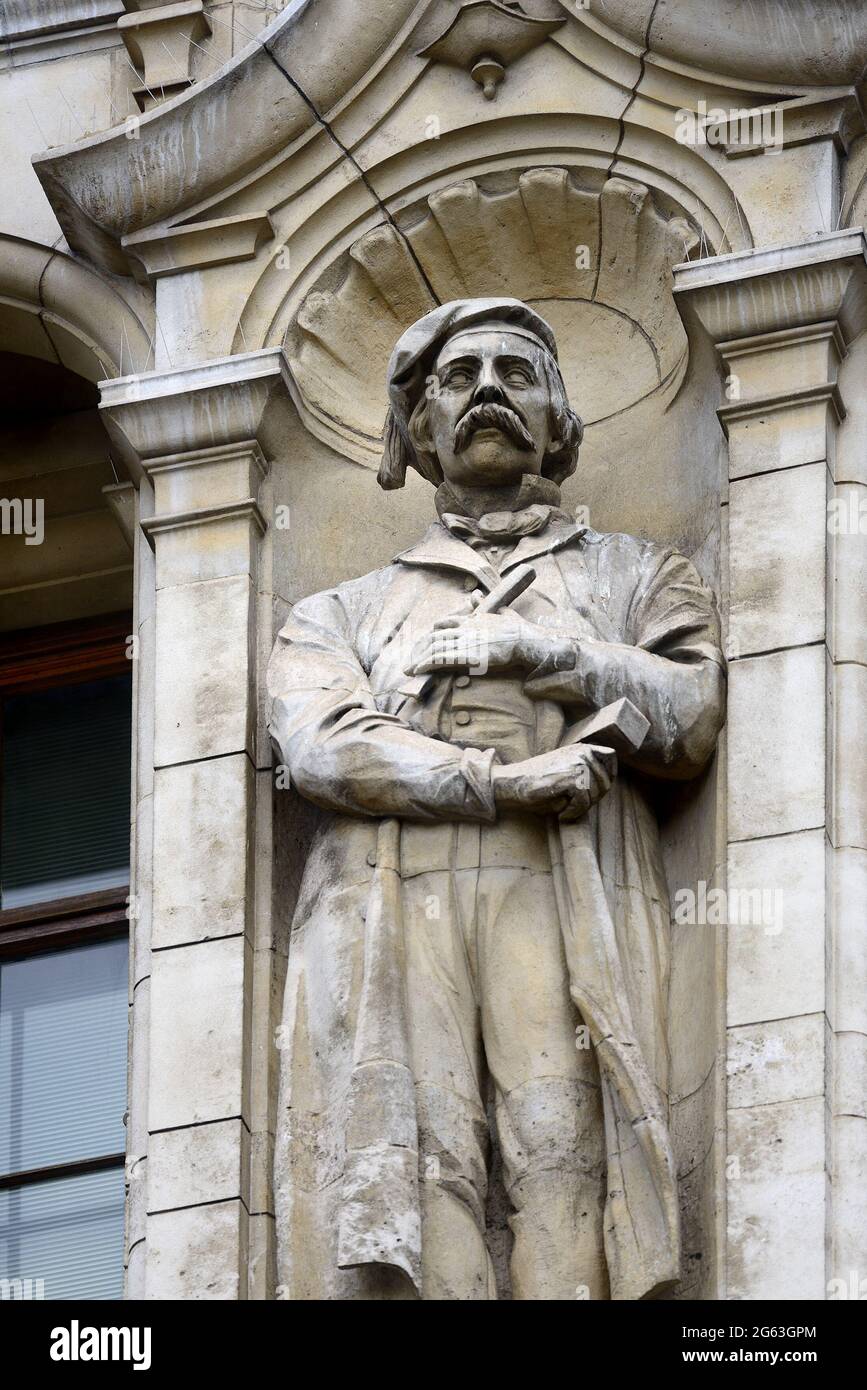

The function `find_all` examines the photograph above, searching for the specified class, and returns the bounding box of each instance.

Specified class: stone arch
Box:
[0,235,154,384]
[238,155,746,467]
[236,115,752,376]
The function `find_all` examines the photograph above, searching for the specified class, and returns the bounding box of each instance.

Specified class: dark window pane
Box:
[0,674,131,908]
[0,1165,125,1300]
[0,937,128,1175]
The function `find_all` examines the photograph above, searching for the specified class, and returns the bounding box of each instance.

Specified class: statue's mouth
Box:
[454,402,535,454]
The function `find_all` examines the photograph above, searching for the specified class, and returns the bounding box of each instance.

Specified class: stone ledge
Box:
[122,213,274,281]
[140,500,266,546]
[99,348,295,479]
[0,0,124,68]
[719,382,846,433]
[674,228,867,345]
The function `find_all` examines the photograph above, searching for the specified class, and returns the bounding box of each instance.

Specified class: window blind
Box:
[0,938,128,1300]
[0,1165,125,1300]
[0,674,132,909]
[0,937,128,1175]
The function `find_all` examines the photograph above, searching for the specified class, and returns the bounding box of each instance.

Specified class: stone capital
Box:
[100,348,293,580]
[99,347,294,484]
[121,213,274,284]
[674,230,867,476]
[674,228,867,349]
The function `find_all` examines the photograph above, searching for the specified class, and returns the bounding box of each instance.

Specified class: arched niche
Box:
[263,164,728,1298]
[285,170,699,457]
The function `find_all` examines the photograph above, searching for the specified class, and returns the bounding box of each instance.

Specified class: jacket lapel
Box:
[501,518,587,572]
[394,524,500,591]
[394,519,586,591]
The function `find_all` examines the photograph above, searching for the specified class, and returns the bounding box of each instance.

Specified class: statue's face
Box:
[426,329,557,487]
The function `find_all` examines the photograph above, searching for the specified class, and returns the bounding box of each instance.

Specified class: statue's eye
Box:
[504,367,532,386]
[444,368,472,388]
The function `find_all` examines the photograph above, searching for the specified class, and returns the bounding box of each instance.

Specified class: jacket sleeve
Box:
[528,548,726,779]
[267,586,497,821]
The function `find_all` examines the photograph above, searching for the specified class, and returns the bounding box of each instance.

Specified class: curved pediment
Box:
[30,0,850,281]
[285,170,698,462]
[584,0,867,87]
[32,0,426,273]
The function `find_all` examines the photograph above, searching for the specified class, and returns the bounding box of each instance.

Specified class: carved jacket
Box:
[267,516,726,1300]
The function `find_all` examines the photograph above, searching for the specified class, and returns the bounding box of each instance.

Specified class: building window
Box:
[0,615,132,1301]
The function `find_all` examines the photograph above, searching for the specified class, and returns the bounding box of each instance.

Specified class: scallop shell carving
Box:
[286,169,698,460]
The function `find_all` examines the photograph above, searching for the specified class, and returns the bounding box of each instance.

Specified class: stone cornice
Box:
[674,231,867,477]
[581,0,867,88]
[99,347,295,481]
[718,381,846,435]
[0,0,123,44]
[31,0,426,274]
[31,0,861,283]
[673,229,867,345]
[140,498,267,546]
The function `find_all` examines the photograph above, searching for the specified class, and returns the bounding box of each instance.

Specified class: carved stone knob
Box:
[471,55,505,100]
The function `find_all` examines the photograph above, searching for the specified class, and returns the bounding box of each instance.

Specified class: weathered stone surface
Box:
[4,0,867,1308]
[152,754,253,948]
[148,935,249,1130]
[267,299,725,1300]
[726,830,825,1027]
[727,1098,826,1301]
[146,1200,248,1300]
[729,462,826,655]
[727,646,825,842]
[148,1119,249,1213]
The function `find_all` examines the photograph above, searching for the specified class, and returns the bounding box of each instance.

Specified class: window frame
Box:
[0,612,132,1220]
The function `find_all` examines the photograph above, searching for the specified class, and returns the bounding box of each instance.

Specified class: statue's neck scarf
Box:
[436,473,571,543]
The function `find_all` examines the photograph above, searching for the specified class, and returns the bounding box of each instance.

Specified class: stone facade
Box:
[2,0,866,1300]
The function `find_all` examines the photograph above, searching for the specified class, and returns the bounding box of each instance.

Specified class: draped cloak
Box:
[267,518,726,1300]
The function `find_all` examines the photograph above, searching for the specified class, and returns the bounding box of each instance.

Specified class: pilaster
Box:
[675,229,867,1300]
[101,348,292,1299]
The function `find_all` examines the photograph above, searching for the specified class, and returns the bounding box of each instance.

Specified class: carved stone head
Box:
[379,298,583,491]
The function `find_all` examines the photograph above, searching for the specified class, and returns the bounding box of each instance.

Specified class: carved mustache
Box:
[453,401,535,454]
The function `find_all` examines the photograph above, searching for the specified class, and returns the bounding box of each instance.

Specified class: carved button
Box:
[454,711,472,726]
[454,675,471,688]
[366,850,377,867]
[463,575,477,591]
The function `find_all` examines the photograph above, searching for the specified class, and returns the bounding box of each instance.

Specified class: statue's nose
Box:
[473,379,504,406]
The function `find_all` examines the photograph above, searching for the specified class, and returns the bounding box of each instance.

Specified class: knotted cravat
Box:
[440,503,560,542]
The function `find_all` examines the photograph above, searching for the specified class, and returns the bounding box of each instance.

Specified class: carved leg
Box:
[403,863,495,1300]
[415,1175,497,1300]
[497,1079,608,1300]
[477,851,608,1300]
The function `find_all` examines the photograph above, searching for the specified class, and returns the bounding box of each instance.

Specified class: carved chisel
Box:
[398,562,537,700]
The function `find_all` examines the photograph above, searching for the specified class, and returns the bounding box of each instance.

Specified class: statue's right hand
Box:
[491,743,617,820]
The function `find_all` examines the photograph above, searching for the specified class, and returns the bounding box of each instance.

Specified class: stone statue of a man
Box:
[268,298,725,1301]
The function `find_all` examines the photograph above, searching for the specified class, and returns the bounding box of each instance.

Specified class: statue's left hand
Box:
[409,612,573,676]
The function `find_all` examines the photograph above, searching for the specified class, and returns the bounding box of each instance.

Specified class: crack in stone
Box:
[589,0,661,300]
[606,0,661,181]
[262,40,442,307]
